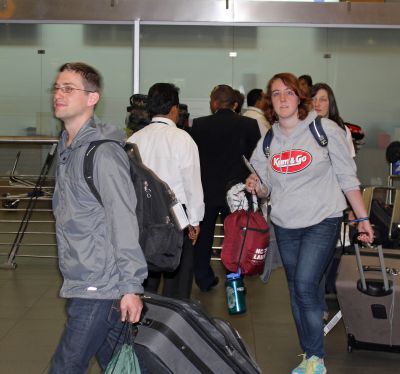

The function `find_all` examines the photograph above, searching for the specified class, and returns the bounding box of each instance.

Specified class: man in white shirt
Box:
[243,89,270,137]
[127,83,205,299]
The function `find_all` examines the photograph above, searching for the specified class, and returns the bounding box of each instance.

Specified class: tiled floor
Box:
[0,257,399,374]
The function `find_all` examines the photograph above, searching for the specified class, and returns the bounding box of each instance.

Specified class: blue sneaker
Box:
[305,355,327,374]
[291,354,307,374]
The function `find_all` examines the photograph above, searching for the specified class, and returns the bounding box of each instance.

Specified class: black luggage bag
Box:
[369,199,397,248]
[134,293,261,374]
[336,242,400,353]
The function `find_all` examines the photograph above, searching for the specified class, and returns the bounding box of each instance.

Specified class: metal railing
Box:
[0,137,58,268]
[0,176,57,263]
[0,136,226,266]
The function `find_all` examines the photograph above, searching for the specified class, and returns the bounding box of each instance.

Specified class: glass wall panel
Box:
[326,28,400,142]
[231,27,329,95]
[140,25,235,119]
[321,28,400,184]
[139,24,400,184]
[140,25,330,120]
[0,24,133,138]
[2,23,400,184]
[233,26,400,185]
[0,23,133,174]
[0,24,42,137]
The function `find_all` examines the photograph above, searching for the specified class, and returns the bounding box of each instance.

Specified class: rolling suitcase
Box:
[134,293,261,373]
[336,242,400,353]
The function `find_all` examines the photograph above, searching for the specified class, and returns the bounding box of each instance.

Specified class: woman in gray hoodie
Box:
[246,73,373,374]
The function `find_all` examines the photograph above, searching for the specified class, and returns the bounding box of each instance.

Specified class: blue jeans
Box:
[274,217,342,359]
[49,298,146,374]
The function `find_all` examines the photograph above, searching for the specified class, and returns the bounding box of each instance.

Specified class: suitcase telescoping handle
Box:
[353,233,390,292]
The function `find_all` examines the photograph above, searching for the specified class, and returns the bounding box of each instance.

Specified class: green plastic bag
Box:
[104,344,141,374]
[104,322,141,374]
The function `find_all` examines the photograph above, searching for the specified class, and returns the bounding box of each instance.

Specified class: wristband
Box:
[349,217,369,223]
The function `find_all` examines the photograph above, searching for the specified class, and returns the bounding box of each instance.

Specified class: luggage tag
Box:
[171,201,190,230]
[324,310,342,336]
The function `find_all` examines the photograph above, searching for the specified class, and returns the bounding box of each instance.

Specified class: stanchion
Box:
[0,143,57,270]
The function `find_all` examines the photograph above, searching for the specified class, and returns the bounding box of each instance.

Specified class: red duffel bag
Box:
[221,209,269,276]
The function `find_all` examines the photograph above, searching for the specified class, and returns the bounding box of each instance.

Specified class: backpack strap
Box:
[309,116,328,147]
[262,128,274,158]
[83,139,121,206]
[262,117,327,158]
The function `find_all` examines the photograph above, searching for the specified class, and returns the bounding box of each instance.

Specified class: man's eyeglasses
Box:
[51,85,95,94]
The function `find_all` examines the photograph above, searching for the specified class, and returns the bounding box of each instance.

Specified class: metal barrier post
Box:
[0,137,58,269]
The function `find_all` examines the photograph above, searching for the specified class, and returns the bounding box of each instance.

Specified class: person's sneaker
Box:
[291,354,307,374]
[305,355,327,374]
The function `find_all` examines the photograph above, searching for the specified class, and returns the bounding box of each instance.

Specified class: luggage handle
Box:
[363,265,400,275]
[354,233,390,292]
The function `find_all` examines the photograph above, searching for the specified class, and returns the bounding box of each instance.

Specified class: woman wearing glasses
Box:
[246,73,373,374]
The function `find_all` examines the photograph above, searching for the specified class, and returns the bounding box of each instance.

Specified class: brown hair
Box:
[265,72,311,123]
[210,85,236,109]
[311,83,346,131]
[59,62,102,93]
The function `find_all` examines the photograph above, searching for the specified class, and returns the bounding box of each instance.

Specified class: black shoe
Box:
[201,276,219,292]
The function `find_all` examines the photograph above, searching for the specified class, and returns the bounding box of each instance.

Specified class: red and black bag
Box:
[221,209,269,276]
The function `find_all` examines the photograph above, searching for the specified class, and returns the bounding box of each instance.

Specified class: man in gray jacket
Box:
[49,62,147,373]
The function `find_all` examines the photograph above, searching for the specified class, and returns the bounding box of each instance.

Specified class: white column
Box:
[133,19,140,94]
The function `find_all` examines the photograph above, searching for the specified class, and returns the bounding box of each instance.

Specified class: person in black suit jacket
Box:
[191,84,261,291]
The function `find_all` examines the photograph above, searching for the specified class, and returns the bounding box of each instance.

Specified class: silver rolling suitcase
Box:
[336,242,400,352]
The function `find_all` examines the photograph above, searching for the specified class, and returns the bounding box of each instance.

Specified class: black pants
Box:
[144,230,194,299]
[194,203,230,291]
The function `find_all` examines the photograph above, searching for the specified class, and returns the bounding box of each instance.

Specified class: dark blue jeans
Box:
[49,298,143,374]
[274,217,342,359]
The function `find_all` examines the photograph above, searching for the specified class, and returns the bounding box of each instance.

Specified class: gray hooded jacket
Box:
[53,117,147,299]
[251,111,360,229]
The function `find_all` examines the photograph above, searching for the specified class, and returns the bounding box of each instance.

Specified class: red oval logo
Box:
[271,149,312,174]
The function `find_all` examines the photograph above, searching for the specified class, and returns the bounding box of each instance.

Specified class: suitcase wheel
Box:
[347,334,355,353]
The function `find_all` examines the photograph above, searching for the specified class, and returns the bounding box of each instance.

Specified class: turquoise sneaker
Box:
[291,354,307,374]
[305,355,327,374]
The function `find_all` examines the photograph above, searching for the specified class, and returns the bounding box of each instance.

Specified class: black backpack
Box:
[83,140,183,272]
[263,116,328,158]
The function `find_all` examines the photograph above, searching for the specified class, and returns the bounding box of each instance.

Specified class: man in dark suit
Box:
[191,84,261,291]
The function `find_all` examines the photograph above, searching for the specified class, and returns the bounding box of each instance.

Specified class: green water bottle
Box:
[225,272,246,315]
